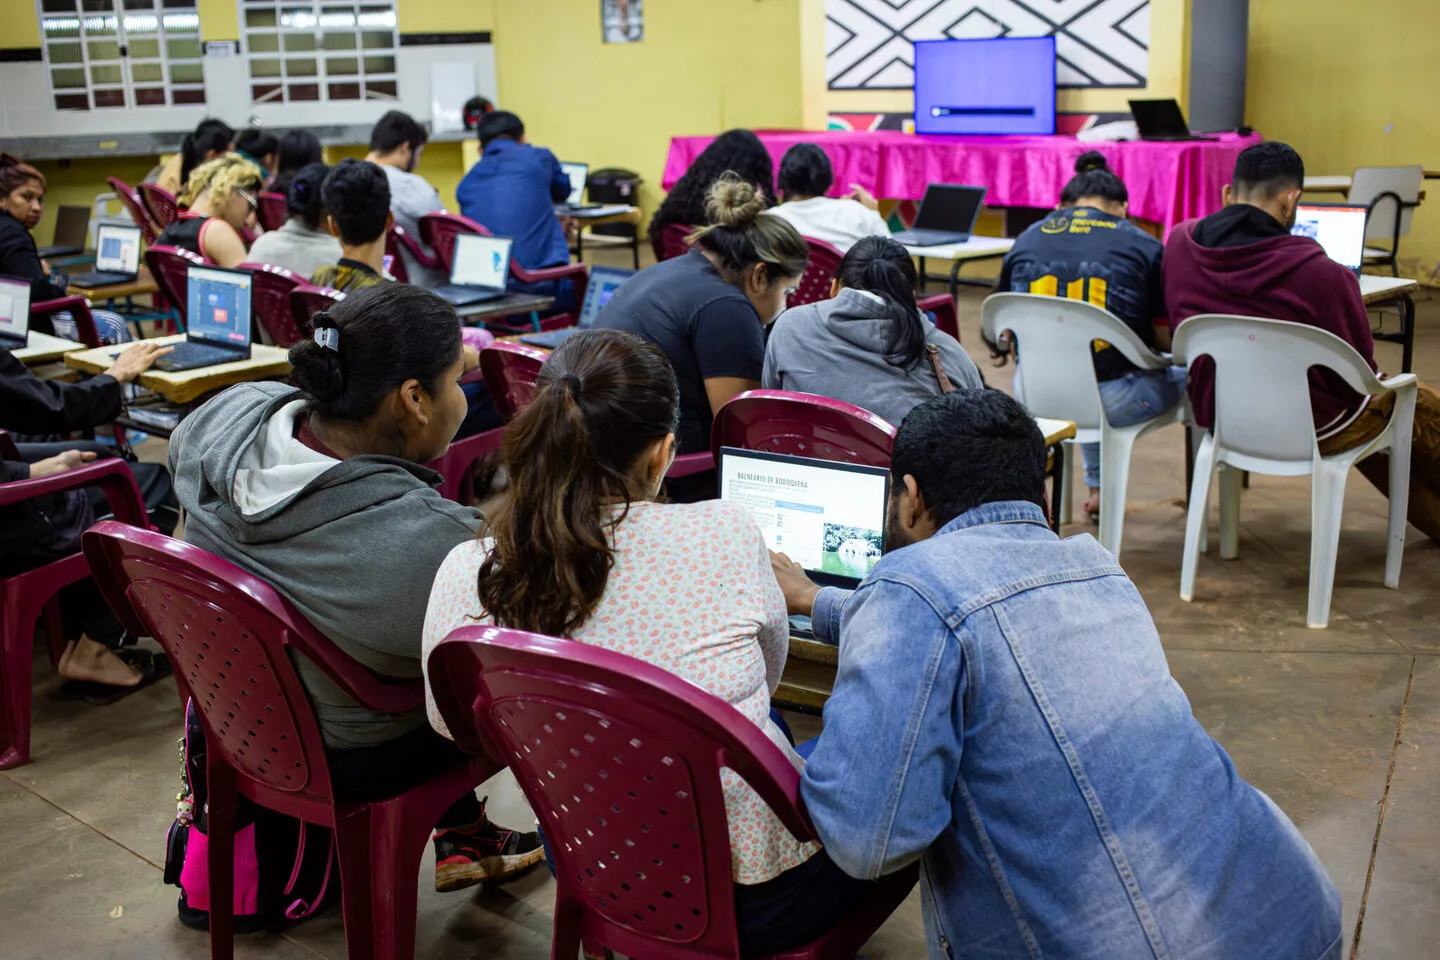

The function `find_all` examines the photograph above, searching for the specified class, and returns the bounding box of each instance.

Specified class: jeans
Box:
[1080,365,1187,489]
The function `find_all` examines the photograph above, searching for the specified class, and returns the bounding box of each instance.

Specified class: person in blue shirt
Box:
[771,389,1343,960]
[455,111,574,309]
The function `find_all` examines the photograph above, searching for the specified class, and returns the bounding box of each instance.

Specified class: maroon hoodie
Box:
[1164,205,1375,435]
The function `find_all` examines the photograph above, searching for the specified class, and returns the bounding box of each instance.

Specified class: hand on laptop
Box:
[770,550,823,617]
[104,341,174,383]
[848,184,879,210]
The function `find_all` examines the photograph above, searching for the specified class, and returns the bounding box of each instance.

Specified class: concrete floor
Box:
[4,256,1438,958]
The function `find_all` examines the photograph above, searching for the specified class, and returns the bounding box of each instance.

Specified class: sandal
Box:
[58,651,172,705]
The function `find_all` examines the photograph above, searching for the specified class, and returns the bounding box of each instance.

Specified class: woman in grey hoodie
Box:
[762,236,983,426]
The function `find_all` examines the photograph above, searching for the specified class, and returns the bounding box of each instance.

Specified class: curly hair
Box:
[649,129,774,252]
[179,153,264,210]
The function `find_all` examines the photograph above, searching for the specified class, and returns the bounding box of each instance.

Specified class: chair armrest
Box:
[511,261,588,284]
[0,457,149,527]
[394,227,442,271]
[32,295,92,316]
[279,616,425,715]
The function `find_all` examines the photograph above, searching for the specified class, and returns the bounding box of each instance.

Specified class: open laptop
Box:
[1292,203,1367,276]
[69,223,143,287]
[521,265,635,349]
[0,275,32,350]
[36,205,91,259]
[718,446,891,592]
[556,162,601,212]
[890,185,987,246]
[1129,99,1218,142]
[433,233,513,307]
[151,264,253,371]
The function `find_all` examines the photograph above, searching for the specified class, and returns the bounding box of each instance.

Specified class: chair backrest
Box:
[788,237,843,308]
[144,244,207,328]
[257,191,288,232]
[1349,165,1423,241]
[657,222,692,261]
[1172,314,1387,467]
[289,284,344,340]
[384,225,411,283]
[711,389,896,466]
[106,177,159,244]
[237,262,303,346]
[981,292,1169,431]
[419,211,490,274]
[137,182,178,229]
[479,342,548,421]
[427,627,814,959]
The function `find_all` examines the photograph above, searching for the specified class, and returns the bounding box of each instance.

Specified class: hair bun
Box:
[288,337,345,404]
[705,174,768,229]
[1075,150,1110,174]
[0,153,19,169]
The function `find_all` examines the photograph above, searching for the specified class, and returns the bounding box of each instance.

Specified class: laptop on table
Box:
[0,275,32,350]
[520,265,635,349]
[69,223,143,287]
[891,184,987,247]
[151,264,254,372]
[1292,203,1367,276]
[1129,99,1219,142]
[433,233,514,307]
[556,161,601,212]
[36,205,91,259]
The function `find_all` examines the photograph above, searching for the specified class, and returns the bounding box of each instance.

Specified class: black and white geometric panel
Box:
[827,0,1150,91]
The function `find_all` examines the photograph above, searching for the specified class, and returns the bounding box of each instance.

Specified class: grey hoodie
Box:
[168,381,482,749]
[762,288,984,426]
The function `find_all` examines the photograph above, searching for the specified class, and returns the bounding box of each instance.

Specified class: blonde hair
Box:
[687,175,808,282]
[179,153,263,210]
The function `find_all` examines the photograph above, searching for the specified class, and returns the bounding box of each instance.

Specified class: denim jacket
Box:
[800,501,1341,960]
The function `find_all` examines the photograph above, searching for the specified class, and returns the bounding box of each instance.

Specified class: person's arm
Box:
[800,578,965,878]
[693,298,764,415]
[704,376,759,415]
[748,526,790,696]
[992,253,1014,295]
[544,150,572,204]
[0,342,168,433]
[770,550,850,641]
[1147,241,1171,351]
[0,222,69,302]
[199,218,249,268]
[1335,268,1378,371]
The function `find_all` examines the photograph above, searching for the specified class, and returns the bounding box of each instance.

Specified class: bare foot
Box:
[1083,488,1101,521]
[57,636,141,687]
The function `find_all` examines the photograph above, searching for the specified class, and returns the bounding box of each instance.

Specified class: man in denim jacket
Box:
[775,390,1342,959]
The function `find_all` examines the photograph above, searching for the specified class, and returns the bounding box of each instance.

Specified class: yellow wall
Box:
[1249,0,1440,283]
[0,0,39,48]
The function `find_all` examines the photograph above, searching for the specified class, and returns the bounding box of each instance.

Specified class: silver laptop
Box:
[0,274,32,350]
[69,223,142,287]
[433,233,513,307]
[1292,203,1367,276]
[556,161,601,212]
[891,184,988,246]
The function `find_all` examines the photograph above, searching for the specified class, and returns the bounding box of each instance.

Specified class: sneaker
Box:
[433,803,545,892]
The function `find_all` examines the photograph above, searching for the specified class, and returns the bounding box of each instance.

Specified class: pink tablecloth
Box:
[663,130,1263,237]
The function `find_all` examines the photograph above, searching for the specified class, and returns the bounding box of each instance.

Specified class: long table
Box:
[665,131,1263,236]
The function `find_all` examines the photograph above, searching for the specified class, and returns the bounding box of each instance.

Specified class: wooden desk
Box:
[67,265,159,301]
[570,206,642,270]
[1361,275,1422,373]
[904,236,1016,298]
[65,334,291,404]
[12,331,86,365]
[1303,176,1426,201]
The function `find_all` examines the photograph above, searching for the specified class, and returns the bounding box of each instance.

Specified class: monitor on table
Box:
[186,265,254,347]
[914,37,1057,136]
[1292,203,1367,274]
[95,223,142,275]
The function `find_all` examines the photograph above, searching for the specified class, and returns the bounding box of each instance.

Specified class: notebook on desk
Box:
[1292,203,1367,276]
[69,223,142,287]
[0,274,33,350]
[520,265,635,349]
[433,234,513,307]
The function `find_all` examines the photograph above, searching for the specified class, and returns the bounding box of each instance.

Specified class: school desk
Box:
[65,334,290,405]
[1361,275,1422,374]
[12,331,87,366]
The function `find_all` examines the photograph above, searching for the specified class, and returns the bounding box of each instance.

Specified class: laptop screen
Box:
[186,265,253,347]
[1293,204,1367,270]
[577,266,634,328]
[718,447,890,588]
[560,162,588,205]
[0,275,32,344]
[451,233,513,290]
[915,185,987,232]
[95,224,142,274]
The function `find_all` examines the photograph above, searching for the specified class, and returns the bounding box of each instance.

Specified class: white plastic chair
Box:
[1348,165,1423,276]
[1172,314,1418,628]
[983,292,1183,561]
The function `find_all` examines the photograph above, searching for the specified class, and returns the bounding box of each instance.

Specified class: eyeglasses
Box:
[237,189,258,211]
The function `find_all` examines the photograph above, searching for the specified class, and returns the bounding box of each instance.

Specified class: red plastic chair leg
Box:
[0,579,36,770]
[334,797,436,960]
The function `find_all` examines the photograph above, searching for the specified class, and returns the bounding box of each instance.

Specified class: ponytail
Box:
[477,330,679,638]
[1060,150,1127,207]
[836,236,927,370]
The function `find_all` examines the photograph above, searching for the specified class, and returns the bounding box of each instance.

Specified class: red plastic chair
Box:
[386,224,442,286]
[257,191,288,233]
[478,341,547,421]
[31,295,102,347]
[654,222,693,262]
[712,389,897,466]
[144,245,207,329]
[426,428,505,504]
[0,435,150,770]
[236,262,303,346]
[788,237,841,309]
[138,182,178,229]
[290,284,345,340]
[81,522,503,960]
[428,626,918,960]
[919,292,960,342]
[107,177,160,244]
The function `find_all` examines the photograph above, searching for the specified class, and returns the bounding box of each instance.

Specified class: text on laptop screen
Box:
[719,448,889,581]
[916,185,986,232]
[95,225,142,274]
[561,163,588,205]
[1292,205,1367,269]
[0,276,31,341]
[186,266,253,346]
[451,234,513,289]
[913,37,1057,136]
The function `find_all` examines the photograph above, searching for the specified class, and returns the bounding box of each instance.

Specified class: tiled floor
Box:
[4,257,1437,958]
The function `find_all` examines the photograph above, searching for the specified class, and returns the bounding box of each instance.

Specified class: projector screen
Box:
[913,37,1057,136]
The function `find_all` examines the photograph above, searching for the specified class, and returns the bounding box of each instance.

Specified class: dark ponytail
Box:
[179,118,236,189]
[836,236,927,370]
[286,162,330,230]
[477,329,679,638]
[288,283,462,423]
[1060,150,1127,207]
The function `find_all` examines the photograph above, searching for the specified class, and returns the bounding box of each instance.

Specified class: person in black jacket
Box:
[1,340,176,695]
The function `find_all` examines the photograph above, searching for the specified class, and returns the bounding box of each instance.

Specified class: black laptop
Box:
[1129,99,1219,142]
[36,205,90,259]
[890,185,987,246]
[69,223,143,287]
[0,274,32,350]
[151,264,254,372]
[521,265,634,349]
[556,161,603,213]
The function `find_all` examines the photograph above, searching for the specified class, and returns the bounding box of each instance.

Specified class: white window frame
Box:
[36,0,205,111]
[238,0,400,106]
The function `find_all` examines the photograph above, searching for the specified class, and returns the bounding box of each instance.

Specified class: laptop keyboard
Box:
[153,340,243,371]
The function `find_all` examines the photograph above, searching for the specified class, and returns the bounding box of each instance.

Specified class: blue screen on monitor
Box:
[914,37,1056,136]
[186,266,253,346]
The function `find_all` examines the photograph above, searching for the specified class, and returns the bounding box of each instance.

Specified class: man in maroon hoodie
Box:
[1164,141,1440,541]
